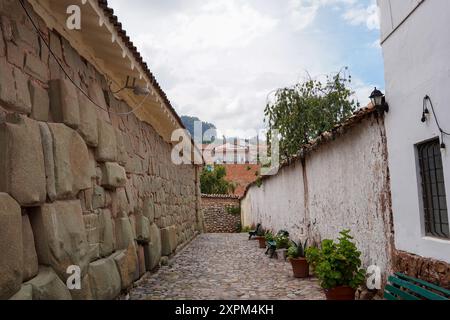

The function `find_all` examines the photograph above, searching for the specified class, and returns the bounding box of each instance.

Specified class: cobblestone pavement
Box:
[129,233,326,300]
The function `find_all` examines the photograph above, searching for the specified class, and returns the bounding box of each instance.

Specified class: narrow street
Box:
[129,234,325,300]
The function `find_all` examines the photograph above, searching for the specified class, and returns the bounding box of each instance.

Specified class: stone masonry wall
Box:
[393,250,450,289]
[201,195,241,233]
[0,1,201,300]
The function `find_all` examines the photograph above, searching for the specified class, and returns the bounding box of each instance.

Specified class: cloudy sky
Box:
[107,0,384,138]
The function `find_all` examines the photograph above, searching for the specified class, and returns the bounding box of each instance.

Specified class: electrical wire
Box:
[19,0,151,117]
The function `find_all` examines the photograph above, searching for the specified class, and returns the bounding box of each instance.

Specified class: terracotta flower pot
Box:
[289,258,309,278]
[257,237,266,248]
[325,286,356,300]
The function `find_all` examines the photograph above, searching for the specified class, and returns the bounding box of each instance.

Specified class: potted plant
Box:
[287,239,310,278]
[275,232,290,261]
[306,230,366,300]
[259,230,273,249]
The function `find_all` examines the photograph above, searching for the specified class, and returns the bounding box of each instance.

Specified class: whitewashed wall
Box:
[379,0,450,263]
[241,115,394,274]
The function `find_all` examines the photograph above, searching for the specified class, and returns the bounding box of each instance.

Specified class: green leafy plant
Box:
[264,231,274,242]
[256,227,266,237]
[200,165,235,194]
[287,239,309,259]
[305,230,366,290]
[265,70,358,160]
[275,233,291,249]
[226,206,241,216]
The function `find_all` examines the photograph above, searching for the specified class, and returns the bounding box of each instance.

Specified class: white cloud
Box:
[107,0,383,137]
[343,2,380,30]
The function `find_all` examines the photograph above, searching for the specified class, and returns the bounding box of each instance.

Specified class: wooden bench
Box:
[384,272,450,300]
[248,223,262,240]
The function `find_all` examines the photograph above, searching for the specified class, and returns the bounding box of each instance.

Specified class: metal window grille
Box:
[417,139,450,239]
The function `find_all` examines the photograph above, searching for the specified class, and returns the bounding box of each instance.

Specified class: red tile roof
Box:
[223,164,261,198]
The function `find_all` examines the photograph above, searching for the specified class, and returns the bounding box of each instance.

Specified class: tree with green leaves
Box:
[200,165,236,195]
[264,70,359,160]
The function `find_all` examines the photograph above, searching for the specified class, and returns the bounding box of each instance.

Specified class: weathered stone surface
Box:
[6,42,23,68]
[101,162,126,189]
[24,53,48,83]
[111,188,130,218]
[143,197,155,223]
[29,80,49,121]
[0,58,15,108]
[92,186,106,209]
[88,81,110,123]
[30,201,90,282]
[39,122,56,201]
[13,68,32,114]
[22,214,38,282]
[9,284,33,300]
[46,123,95,199]
[96,120,117,162]
[115,217,135,250]
[84,213,100,262]
[0,193,23,300]
[0,23,5,57]
[26,267,72,300]
[136,213,150,241]
[115,129,127,166]
[0,114,46,206]
[161,226,178,256]
[88,257,121,300]
[99,209,115,257]
[77,91,98,147]
[112,244,138,290]
[70,275,93,300]
[49,78,80,129]
[137,245,146,278]
[144,223,162,271]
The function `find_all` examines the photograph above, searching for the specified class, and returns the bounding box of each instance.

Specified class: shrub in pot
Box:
[306,230,366,300]
[287,240,310,278]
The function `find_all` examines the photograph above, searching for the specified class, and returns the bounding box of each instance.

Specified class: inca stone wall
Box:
[201,195,241,233]
[0,1,201,300]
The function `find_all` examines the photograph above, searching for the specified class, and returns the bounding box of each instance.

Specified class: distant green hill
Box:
[181,116,217,143]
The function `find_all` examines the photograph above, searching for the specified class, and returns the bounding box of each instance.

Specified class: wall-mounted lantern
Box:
[369,88,389,113]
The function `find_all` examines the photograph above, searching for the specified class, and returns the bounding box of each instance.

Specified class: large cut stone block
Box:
[96,120,117,162]
[112,244,138,290]
[88,257,121,300]
[160,226,177,256]
[101,162,127,189]
[77,91,98,147]
[39,123,57,202]
[115,217,135,250]
[9,284,33,300]
[49,78,80,129]
[0,58,31,114]
[111,188,130,218]
[99,209,115,257]
[0,193,23,300]
[115,129,127,166]
[45,123,95,199]
[144,223,162,271]
[29,80,49,121]
[70,275,93,300]
[25,267,72,300]
[84,213,100,262]
[0,114,46,206]
[30,200,90,282]
[136,213,150,241]
[22,214,38,282]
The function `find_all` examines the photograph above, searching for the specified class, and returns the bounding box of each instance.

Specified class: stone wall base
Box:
[393,250,450,289]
